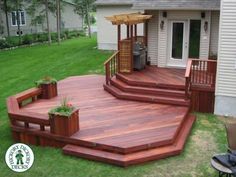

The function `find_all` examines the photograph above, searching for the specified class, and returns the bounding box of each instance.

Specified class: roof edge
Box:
[132,7,221,11]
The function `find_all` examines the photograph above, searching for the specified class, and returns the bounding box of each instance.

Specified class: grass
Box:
[0,36,228,177]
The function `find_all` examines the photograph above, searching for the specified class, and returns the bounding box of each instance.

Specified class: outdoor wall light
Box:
[201,12,206,19]
[162,11,167,18]
[204,21,208,32]
[160,21,164,30]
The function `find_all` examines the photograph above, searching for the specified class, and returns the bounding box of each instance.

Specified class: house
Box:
[96,0,144,50]
[97,0,236,117]
[215,0,236,116]
[96,0,220,63]
[0,0,83,37]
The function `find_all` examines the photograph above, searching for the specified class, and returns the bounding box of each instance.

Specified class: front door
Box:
[167,20,188,67]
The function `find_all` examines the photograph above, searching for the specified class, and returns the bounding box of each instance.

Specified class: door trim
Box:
[167,20,189,68]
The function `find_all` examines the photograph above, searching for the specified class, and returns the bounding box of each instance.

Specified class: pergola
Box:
[106,13,152,73]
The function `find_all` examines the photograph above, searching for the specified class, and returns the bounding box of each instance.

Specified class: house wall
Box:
[210,11,220,57]
[153,10,212,67]
[61,3,82,31]
[215,0,236,117]
[0,2,82,37]
[146,10,159,65]
[97,5,144,50]
[47,3,82,32]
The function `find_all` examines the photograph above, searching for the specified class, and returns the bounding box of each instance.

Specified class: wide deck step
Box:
[63,115,196,167]
[104,84,190,106]
[110,78,186,98]
[116,73,185,90]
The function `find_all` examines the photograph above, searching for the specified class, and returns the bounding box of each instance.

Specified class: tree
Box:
[3,0,10,36]
[56,0,61,44]
[73,0,95,38]
[15,0,25,44]
[27,0,56,45]
[45,0,51,44]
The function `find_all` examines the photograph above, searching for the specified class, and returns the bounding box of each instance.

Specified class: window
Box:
[11,11,26,26]
[188,20,201,58]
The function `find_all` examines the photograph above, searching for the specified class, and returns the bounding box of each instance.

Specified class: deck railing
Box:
[104,51,119,85]
[185,59,217,97]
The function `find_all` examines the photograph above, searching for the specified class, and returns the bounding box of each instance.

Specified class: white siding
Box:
[199,11,211,59]
[157,10,168,67]
[216,0,236,97]
[146,10,158,65]
[210,11,220,56]
[97,5,144,50]
[154,10,212,67]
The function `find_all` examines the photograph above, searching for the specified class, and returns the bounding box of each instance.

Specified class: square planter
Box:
[49,109,79,137]
[40,83,58,99]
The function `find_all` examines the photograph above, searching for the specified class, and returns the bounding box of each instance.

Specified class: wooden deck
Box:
[7,75,195,166]
[119,66,186,89]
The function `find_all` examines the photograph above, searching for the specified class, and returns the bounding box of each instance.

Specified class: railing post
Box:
[104,51,119,85]
[105,63,110,85]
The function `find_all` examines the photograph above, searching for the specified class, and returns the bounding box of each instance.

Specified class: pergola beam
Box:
[105,13,152,25]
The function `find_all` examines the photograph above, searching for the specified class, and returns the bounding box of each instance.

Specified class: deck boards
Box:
[20,75,188,151]
[121,66,185,87]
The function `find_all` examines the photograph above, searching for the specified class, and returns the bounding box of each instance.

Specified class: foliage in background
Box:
[27,0,57,45]
[0,30,85,49]
[73,0,96,38]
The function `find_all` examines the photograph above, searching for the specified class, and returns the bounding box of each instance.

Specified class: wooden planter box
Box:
[40,83,58,99]
[49,109,79,136]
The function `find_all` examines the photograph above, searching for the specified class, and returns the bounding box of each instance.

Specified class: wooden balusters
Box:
[185,59,217,96]
[104,51,119,85]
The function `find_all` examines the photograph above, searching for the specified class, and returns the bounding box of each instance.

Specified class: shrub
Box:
[0,37,20,49]
[64,30,69,38]
[37,33,48,42]
[22,34,33,45]
[6,37,19,46]
[0,39,10,49]
[78,30,86,37]
[67,31,77,39]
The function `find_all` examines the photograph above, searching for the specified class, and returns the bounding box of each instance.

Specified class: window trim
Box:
[11,10,26,27]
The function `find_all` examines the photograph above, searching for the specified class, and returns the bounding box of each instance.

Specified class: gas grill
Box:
[133,42,146,70]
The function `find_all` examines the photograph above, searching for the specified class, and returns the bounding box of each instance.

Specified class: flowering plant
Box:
[49,98,75,117]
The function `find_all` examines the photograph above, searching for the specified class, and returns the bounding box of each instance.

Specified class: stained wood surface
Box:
[20,75,189,153]
[63,115,196,167]
[117,66,185,89]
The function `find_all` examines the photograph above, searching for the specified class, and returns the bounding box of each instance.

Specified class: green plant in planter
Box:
[49,98,75,117]
[35,76,57,87]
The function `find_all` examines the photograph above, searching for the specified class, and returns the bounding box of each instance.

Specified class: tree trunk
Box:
[3,0,10,37]
[81,14,84,30]
[56,0,61,44]
[16,1,21,45]
[45,0,51,45]
[86,3,91,38]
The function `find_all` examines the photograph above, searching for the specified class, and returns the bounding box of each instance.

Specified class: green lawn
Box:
[0,37,227,177]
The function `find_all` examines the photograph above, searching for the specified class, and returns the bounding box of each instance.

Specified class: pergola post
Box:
[117,24,121,72]
[134,24,137,41]
[126,25,130,38]
[144,22,149,65]
[130,24,134,72]
[144,22,148,47]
